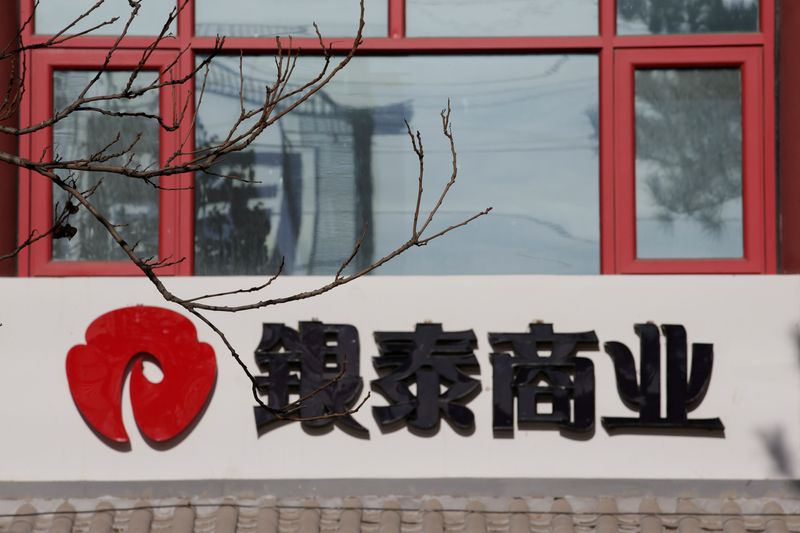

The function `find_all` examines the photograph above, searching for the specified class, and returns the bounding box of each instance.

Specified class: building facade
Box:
[1,0,800,531]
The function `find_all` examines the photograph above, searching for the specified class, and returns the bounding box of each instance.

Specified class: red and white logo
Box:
[66,306,216,445]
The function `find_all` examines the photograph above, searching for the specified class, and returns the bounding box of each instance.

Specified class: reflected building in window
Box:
[195,55,601,276]
[195,60,409,275]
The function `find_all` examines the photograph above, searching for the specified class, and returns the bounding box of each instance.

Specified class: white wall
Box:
[0,275,797,482]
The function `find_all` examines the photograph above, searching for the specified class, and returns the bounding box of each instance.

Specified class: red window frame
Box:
[14,0,777,276]
[614,47,766,273]
[20,50,189,276]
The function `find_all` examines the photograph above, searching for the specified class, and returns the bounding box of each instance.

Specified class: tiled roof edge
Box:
[2,496,800,533]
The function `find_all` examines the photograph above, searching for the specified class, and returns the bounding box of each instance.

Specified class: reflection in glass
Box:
[195,0,388,37]
[635,69,743,259]
[407,0,597,36]
[195,55,599,275]
[618,0,758,35]
[52,71,159,261]
[36,0,176,36]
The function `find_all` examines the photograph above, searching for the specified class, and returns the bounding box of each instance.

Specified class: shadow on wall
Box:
[759,327,800,489]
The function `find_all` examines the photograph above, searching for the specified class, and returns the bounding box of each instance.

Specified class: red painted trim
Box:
[0,0,19,276]
[27,49,182,276]
[606,0,617,36]
[158,65,183,277]
[614,51,636,273]
[175,1,195,275]
[179,0,194,39]
[18,0,34,44]
[779,0,800,272]
[612,33,765,48]
[15,0,777,277]
[762,0,777,272]
[608,258,765,274]
[23,34,183,50]
[16,49,33,277]
[31,261,148,276]
[388,0,405,39]
[26,34,768,52]
[762,0,774,33]
[175,48,195,275]
[613,47,766,274]
[16,2,35,275]
[599,0,615,274]
[188,35,606,52]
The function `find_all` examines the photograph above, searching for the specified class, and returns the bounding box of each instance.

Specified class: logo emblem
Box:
[66,306,216,444]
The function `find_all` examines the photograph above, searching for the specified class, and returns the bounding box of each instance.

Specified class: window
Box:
[617,0,760,35]
[614,47,767,273]
[195,54,600,275]
[25,50,185,276]
[14,0,777,276]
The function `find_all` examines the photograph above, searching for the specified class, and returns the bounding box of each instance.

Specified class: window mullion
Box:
[388,0,405,38]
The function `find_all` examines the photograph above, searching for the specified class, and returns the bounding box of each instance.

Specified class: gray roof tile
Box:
[87,501,114,533]
[378,500,401,533]
[677,498,704,533]
[638,496,662,533]
[723,500,746,533]
[594,497,617,533]
[550,499,574,533]
[9,503,35,533]
[2,496,800,532]
[765,501,789,533]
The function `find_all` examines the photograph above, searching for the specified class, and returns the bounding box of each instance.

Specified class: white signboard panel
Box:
[0,276,798,482]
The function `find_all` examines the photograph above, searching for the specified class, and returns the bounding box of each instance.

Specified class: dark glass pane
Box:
[635,69,743,259]
[407,0,597,37]
[195,0,387,37]
[195,55,599,275]
[52,71,159,261]
[36,0,176,36]
[618,0,758,35]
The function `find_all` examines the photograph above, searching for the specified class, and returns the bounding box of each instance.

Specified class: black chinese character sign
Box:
[489,324,598,434]
[251,321,723,438]
[372,323,480,432]
[253,321,368,436]
[602,323,724,432]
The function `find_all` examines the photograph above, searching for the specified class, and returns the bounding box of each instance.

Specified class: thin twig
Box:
[185,259,285,303]
[1,0,492,425]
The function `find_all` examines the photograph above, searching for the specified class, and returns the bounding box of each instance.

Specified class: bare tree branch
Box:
[0,0,491,423]
[184,259,285,303]
[0,1,118,60]
[0,201,76,262]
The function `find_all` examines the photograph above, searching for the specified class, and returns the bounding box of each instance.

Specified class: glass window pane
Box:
[195,0,388,37]
[36,0,176,36]
[618,0,758,35]
[635,68,743,259]
[195,54,599,275]
[407,0,598,37]
[52,71,160,261]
